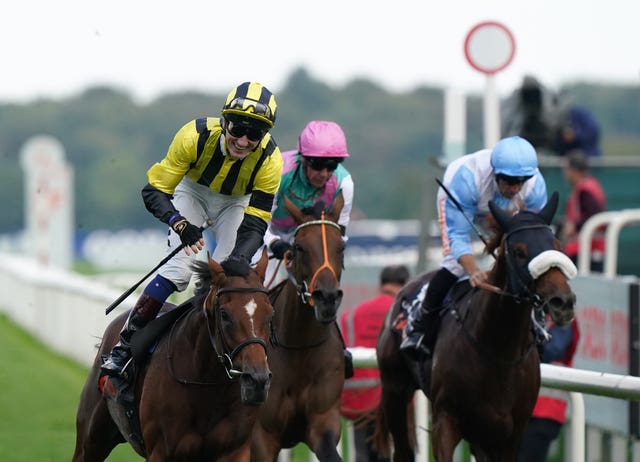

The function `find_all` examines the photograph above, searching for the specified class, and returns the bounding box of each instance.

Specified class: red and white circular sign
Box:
[464,21,516,75]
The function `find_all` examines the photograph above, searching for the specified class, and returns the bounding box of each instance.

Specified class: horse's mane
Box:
[482,198,526,256]
[482,212,504,257]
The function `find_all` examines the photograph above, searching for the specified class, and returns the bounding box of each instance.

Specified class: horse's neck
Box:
[468,289,533,355]
[179,308,221,372]
[274,282,327,339]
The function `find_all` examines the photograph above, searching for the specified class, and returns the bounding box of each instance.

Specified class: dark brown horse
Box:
[375,192,577,462]
[73,252,274,462]
[251,195,347,462]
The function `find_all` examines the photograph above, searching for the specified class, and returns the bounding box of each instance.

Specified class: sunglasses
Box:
[305,157,341,172]
[225,119,268,142]
[496,173,533,186]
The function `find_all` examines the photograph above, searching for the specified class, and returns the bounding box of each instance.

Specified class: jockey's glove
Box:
[170,215,203,247]
[221,254,251,277]
[270,239,292,260]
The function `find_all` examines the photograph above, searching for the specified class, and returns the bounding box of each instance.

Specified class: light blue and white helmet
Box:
[490,136,539,177]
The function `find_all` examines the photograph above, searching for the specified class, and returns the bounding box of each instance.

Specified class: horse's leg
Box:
[301,405,342,462]
[72,374,122,462]
[217,442,251,462]
[307,414,342,462]
[375,381,415,462]
[251,425,281,462]
[376,336,416,462]
[431,412,461,462]
[391,389,417,462]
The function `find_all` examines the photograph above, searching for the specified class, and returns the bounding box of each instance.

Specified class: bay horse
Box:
[251,195,347,462]
[375,192,577,462]
[73,252,273,461]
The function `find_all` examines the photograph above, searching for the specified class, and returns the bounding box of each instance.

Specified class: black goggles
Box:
[304,156,341,172]
[225,97,273,121]
[225,118,268,142]
[496,173,533,186]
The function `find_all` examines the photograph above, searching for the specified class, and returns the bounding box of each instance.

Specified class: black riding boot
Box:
[400,268,458,355]
[100,294,163,400]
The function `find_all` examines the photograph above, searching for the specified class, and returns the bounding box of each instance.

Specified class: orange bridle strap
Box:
[307,214,339,294]
[291,212,342,305]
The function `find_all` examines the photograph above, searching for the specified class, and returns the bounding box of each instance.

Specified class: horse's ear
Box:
[283,195,305,225]
[326,191,344,223]
[254,247,269,283]
[488,200,511,230]
[539,191,559,225]
[208,253,225,285]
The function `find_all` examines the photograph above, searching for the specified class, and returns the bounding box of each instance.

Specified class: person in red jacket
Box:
[340,264,410,462]
[517,317,580,462]
[559,150,607,272]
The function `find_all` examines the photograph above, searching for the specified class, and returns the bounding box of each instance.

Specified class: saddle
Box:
[99,298,196,456]
[392,279,472,334]
[393,279,550,358]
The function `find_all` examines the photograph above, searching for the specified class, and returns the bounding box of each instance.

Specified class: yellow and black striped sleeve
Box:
[246,139,283,223]
[146,120,199,194]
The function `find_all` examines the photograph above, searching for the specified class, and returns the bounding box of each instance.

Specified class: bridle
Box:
[477,222,576,341]
[285,214,342,306]
[167,285,269,385]
[498,224,551,306]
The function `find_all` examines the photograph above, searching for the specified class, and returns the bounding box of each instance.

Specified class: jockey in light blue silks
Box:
[400,136,549,356]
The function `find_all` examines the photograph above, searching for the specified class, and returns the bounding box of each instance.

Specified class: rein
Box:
[167,286,269,386]
[450,293,538,367]
[478,224,553,306]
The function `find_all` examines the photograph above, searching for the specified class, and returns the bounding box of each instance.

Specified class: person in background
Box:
[554,105,602,157]
[400,136,548,355]
[559,150,607,272]
[100,81,283,403]
[340,264,411,462]
[501,75,559,152]
[260,120,354,286]
[517,317,581,462]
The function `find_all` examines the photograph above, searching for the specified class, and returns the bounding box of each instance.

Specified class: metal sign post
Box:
[464,21,516,148]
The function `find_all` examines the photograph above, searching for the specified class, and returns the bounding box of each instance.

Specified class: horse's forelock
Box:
[191,260,213,296]
[485,230,503,256]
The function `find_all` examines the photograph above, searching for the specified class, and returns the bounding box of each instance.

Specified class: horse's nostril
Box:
[312,289,342,304]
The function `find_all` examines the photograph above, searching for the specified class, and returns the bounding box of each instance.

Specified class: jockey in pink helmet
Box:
[297,120,350,159]
[253,120,355,380]
[255,120,354,282]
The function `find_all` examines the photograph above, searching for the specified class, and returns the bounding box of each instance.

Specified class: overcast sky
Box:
[3,0,638,104]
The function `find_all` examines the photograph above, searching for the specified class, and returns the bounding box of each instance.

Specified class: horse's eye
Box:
[514,247,528,261]
[219,309,232,324]
[293,243,304,253]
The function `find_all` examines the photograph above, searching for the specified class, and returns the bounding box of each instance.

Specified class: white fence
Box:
[2,252,640,461]
[578,208,640,277]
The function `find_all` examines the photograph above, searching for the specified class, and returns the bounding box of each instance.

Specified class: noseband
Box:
[286,215,342,306]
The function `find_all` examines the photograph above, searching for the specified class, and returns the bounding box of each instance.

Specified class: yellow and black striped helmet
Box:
[221,82,277,128]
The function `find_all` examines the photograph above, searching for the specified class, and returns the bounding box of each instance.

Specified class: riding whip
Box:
[435,178,496,260]
[105,219,213,315]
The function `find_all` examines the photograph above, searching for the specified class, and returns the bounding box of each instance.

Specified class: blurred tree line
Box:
[1,67,638,233]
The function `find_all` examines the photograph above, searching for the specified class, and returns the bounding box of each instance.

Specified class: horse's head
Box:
[195,251,273,405]
[489,192,577,326]
[283,193,345,323]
